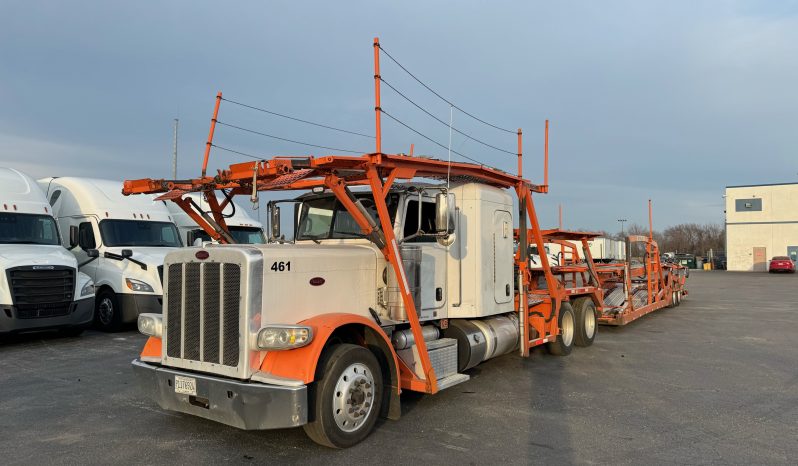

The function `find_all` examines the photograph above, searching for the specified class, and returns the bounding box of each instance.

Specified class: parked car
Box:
[768,256,795,273]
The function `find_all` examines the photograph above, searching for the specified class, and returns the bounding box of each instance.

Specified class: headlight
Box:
[256,325,313,350]
[80,280,95,297]
[137,313,163,338]
[126,278,154,292]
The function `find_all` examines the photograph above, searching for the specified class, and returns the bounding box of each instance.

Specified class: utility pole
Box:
[617,218,627,237]
[172,118,179,179]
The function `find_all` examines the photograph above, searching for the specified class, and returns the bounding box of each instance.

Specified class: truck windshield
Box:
[296,194,399,240]
[0,213,61,245]
[99,220,182,247]
[190,226,266,245]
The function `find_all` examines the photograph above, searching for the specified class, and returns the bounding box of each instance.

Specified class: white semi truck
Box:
[0,168,95,336]
[164,193,265,245]
[39,177,182,331]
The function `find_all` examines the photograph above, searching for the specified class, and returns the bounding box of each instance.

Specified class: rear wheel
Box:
[303,344,383,448]
[572,298,597,347]
[547,303,575,356]
[94,289,123,332]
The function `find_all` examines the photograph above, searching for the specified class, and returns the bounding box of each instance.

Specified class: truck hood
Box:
[0,244,77,269]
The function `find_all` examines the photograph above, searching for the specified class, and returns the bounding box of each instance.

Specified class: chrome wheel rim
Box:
[584,307,596,339]
[98,297,114,325]
[332,362,375,433]
[561,310,574,347]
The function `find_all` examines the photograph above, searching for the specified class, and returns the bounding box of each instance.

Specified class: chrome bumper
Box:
[131,359,307,429]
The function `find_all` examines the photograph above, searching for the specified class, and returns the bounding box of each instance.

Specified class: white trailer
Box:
[0,168,95,335]
[39,177,181,331]
[164,193,265,245]
[587,237,627,262]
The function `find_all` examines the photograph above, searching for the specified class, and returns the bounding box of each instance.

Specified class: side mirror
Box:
[270,204,281,241]
[121,249,133,258]
[86,249,100,258]
[435,192,456,236]
[69,225,79,248]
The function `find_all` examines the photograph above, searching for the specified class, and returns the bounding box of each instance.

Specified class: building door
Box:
[752,247,767,272]
[788,246,798,262]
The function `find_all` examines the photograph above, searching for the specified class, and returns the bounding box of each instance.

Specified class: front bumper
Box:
[131,359,307,429]
[0,297,94,333]
[120,294,162,323]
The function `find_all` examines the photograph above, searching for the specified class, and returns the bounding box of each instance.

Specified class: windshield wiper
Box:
[335,232,368,239]
[300,234,325,244]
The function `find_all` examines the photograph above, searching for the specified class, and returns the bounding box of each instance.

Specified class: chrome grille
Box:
[165,261,241,368]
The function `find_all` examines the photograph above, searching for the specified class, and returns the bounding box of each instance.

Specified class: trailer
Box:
[590,204,689,326]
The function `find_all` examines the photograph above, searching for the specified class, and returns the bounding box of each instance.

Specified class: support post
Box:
[201,92,222,178]
[543,119,549,192]
[373,38,382,154]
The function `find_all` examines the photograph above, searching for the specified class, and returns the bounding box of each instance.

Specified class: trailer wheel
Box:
[546,303,575,356]
[572,298,597,347]
[676,290,682,306]
[668,291,677,308]
[303,344,383,448]
[94,289,123,332]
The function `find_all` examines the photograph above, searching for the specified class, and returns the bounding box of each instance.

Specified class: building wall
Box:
[725,183,798,271]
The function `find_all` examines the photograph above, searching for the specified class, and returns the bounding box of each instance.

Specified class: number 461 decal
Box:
[270,261,291,272]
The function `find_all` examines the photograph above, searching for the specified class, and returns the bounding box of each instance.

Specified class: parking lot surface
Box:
[1,271,796,465]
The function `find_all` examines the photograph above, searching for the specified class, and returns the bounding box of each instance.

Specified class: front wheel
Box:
[94,289,123,332]
[303,344,383,448]
[572,298,597,347]
[547,303,575,356]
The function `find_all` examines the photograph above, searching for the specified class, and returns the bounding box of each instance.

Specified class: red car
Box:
[768,256,795,273]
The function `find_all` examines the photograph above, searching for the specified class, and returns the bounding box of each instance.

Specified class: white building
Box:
[725,182,798,271]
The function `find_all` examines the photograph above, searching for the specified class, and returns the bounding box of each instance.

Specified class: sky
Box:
[1,0,796,234]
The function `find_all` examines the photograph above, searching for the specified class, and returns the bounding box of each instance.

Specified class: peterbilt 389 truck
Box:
[125,151,612,448]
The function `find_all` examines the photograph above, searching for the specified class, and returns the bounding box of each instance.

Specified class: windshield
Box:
[100,220,182,247]
[296,194,399,240]
[0,213,61,245]
[189,226,266,245]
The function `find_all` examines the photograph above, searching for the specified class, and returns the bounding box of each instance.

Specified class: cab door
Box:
[401,196,447,321]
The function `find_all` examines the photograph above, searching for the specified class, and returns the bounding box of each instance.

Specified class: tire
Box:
[668,291,677,308]
[94,289,123,332]
[677,290,683,305]
[546,303,575,356]
[572,298,597,347]
[303,344,383,448]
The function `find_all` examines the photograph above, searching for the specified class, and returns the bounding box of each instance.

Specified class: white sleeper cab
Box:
[39,177,181,331]
[0,168,95,336]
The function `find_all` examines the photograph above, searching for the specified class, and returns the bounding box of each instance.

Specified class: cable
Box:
[380,108,497,169]
[210,144,269,161]
[377,44,516,134]
[216,121,367,154]
[380,77,516,156]
[221,97,374,139]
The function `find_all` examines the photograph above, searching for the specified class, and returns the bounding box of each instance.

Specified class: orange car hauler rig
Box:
[123,39,681,448]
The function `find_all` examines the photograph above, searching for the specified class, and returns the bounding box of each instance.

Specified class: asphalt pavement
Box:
[1,271,796,464]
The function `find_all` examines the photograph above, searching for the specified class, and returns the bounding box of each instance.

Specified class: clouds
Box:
[0,0,795,232]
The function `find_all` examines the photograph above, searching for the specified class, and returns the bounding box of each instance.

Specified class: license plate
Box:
[174,375,197,396]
